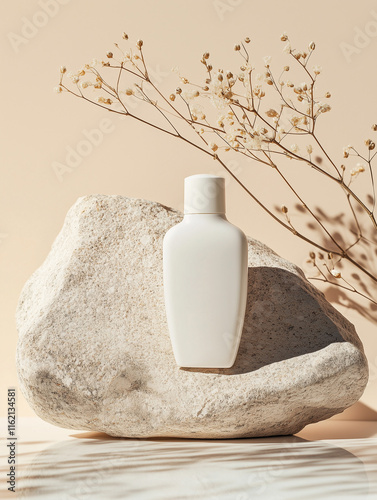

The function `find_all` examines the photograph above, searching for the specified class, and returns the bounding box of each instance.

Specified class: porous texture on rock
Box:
[16,195,368,438]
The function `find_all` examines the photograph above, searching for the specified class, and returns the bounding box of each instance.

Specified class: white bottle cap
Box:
[184,174,226,214]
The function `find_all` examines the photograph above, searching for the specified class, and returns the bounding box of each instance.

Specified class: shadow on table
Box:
[17,434,372,499]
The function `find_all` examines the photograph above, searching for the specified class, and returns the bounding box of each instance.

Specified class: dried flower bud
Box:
[302,52,308,59]
[309,41,315,50]
[203,86,209,91]
[330,269,341,278]
[294,87,302,94]
[136,39,143,48]
[365,139,376,150]
[60,65,67,74]
[306,144,313,154]
[234,44,241,51]
[260,91,265,97]
[284,65,290,71]
[218,73,223,81]
[341,164,346,170]
[266,109,279,117]
[280,33,288,42]
[372,124,377,131]
[54,86,63,93]
[98,96,113,105]
[203,52,210,59]
[343,145,351,158]
[353,163,365,174]
[309,251,316,259]
[281,205,288,214]
[106,52,113,58]
[122,32,128,40]
[297,95,304,102]
[318,253,324,260]
[244,37,250,43]
[125,88,133,95]
[226,71,233,79]
[210,142,218,152]
[325,92,331,98]
[175,87,182,94]
[266,79,273,85]
[327,252,333,259]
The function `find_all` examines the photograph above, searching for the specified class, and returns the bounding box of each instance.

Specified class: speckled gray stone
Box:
[16,195,368,438]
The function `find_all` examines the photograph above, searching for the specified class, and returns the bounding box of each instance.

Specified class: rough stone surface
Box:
[16,195,368,438]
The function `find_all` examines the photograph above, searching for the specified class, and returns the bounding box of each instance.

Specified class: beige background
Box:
[1,0,376,419]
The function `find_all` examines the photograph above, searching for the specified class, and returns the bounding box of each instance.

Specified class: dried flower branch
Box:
[57,33,377,314]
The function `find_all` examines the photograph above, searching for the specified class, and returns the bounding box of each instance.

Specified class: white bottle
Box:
[163,174,248,368]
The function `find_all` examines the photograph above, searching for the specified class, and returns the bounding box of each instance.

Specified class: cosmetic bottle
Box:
[163,174,248,368]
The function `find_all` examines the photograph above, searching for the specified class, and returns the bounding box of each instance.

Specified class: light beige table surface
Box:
[1,418,376,499]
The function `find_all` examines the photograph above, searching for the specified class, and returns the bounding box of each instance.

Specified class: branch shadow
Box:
[293,201,377,322]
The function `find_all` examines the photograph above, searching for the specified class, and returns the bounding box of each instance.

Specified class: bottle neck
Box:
[183,213,227,221]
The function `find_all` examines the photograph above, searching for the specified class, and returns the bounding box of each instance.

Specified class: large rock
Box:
[16,195,368,438]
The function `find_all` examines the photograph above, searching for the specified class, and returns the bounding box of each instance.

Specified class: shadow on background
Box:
[293,201,377,322]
